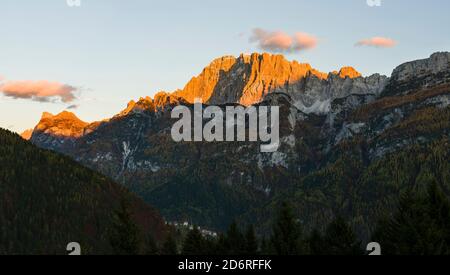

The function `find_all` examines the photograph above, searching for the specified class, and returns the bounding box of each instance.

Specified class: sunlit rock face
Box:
[174,53,388,115]
[30,111,89,151]
[204,53,329,107]
[174,55,238,104]
[20,129,33,140]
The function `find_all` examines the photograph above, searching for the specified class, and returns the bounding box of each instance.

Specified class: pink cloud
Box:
[250,28,318,53]
[293,32,318,51]
[0,80,78,103]
[356,37,397,48]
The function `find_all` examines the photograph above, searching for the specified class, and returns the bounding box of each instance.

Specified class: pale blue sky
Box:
[1,0,449,132]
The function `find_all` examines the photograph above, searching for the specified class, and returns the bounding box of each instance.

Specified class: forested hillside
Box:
[244,137,450,240]
[0,128,166,255]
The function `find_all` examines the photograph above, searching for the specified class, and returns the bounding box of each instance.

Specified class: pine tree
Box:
[182,227,205,255]
[202,236,217,255]
[225,221,245,255]
[145,234,159,255]
[271,202,303,255]
[109,198,142,255]
[322,216,363,255]
[427,182,450,243]
[373,182,450,255]
[244,225,258,255]
[259,237,273,255]
[161,232,178,255]
[214,233,228,255]
[307,229,326,255]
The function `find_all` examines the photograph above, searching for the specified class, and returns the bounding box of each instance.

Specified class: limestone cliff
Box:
[174,53,387,114]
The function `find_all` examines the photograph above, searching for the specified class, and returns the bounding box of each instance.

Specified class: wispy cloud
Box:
[66,104,79,109]
[356,37,397,48]
[0,80,78,103]
[250,28,318,53]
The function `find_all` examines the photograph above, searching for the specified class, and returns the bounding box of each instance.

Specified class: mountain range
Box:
[24,52,450,239]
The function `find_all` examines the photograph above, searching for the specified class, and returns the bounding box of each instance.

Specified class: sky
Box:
[1,0,449,132]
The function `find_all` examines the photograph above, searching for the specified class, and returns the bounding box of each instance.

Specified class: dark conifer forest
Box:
[0,129,166,255]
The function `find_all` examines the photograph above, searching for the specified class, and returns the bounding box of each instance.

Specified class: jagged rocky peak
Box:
[385,52,450,96]
[175,52,335,107]
[153,91,186,111]
[117,96,155,117]
[111,53,384,117]
[116,92,187,119]
[41,112,54,119]
[35,110,83,124]
[173,55,238,104]
[392,52,450,82]
[336,66,362,79]
[38,110,85,123]
[235,53,330,106]
[55,110,83,120]
[34,110,88,138]
[29,110,90,151]
[170,52,388,114]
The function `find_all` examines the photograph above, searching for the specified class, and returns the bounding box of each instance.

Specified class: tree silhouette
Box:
[161,232,178,255]
[182,227,206,255]
[109,198,142,255]
[322,216,363,255]
[224,221,245,255]
[271,202,303,255]
[373,182,450,255]
[307,229,326,255]
[244,225,258,255]
[145,234,159,255]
